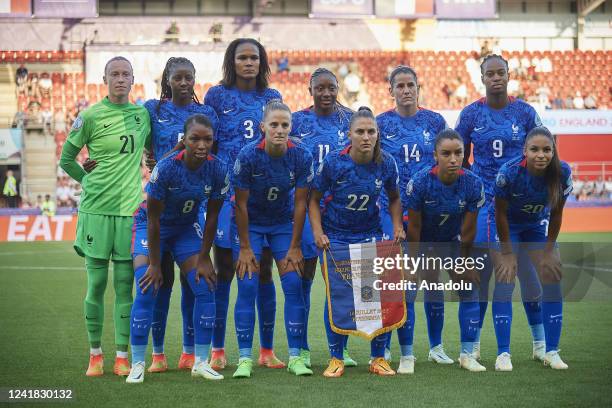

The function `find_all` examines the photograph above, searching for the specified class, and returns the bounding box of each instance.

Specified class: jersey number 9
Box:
[492,139,503,158]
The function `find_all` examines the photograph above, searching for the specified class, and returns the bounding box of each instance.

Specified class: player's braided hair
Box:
[157,57,201,113]
[525,127,563,212]
[349,106,382,164]
[309,67,351,127]
[480,54,509,74]
[388,65,418,87]
[221,38,270,92]
[434,128,464,150]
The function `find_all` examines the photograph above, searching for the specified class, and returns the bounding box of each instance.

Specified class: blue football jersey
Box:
[144,99,219,162]
[377,108,447,209]
[290,106,352,170]
[312,146,399,238]
[455,97,541,197]
[405,166,485,242]
[204,85,282,166]
[494,157,572,225]
[142,150,229,225]
[231,139,313,226]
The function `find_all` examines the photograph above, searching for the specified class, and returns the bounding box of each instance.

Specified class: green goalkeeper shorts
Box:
[74,212,134,261]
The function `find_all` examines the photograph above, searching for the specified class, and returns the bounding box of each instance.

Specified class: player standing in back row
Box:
[455,54,545,366]
[60,56,151,377]
[204,38,284,370]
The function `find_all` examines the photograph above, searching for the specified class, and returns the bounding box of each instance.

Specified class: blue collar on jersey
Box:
[478,96,517,106]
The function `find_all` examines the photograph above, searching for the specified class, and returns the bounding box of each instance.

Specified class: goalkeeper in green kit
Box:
[60,57,151,377]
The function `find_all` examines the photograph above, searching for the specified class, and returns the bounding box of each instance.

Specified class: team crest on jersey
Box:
[496,173,507,188]
[406,179,414,196]
[511,123,521,140]
[233,159,241,175]
[204,185,212,195]
[150,166,159,183]
[72,116,83,130]
[458,199,466,209]
[375,178,383,190]
[140,239,148,249]
[423,130,432,144]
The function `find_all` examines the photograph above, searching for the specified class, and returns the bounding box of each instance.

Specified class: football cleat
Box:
[300,349,312,369]
[258,348,286,369]
[233,358,254,378]
[86,354,104,377]
[126,362,145,384]
[428,344,454,364]
[192,360,224,380]
[178,352,195,370]
[397,355,416,375]
[495,352,513,372]
[544,350,568,370]
[533,341,545,362]
[147,353,168,373]
[113,356,130,376]
[209,350,226,371]
[323,358,344,378]
[459,353,487,372]
[343,348,358,367]
[369,357,396,376]
[287,356,313,376]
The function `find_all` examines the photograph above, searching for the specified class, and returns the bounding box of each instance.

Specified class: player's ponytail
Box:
[526,127,563,212]
[349,106,382,164]
[157,57,201,113]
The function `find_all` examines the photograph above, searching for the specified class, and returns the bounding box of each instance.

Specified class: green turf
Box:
[0,238,611,407]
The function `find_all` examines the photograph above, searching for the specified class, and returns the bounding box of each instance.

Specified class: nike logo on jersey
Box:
[469,319,479,324]
[168,187,180,191]
[103,123,111,128]
[386,134,397,139]
[134,317,147,322]
[336,180,348,184]
[223,108,235,114]
[300,132,311,137]
[425,200,436,204]
[474,126,485,131]
[253,173,264,177]
[549,314,563,319]
[158,118,170,123]
[512,193,523,197]
[288,321,301,326]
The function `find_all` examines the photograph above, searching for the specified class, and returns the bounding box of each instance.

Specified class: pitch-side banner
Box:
[435,0,496,19]
[0,215,77,242]
[322,240,406,339]
[33,0,97,18]
[310,0,374,18]
[0,128,22,162]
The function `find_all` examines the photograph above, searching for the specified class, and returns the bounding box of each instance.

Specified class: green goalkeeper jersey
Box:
[67,97,151,216]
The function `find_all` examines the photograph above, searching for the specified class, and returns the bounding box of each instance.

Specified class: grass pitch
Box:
[1,235,611,407]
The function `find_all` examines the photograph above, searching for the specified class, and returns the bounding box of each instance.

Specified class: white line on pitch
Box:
[1,266,82,270]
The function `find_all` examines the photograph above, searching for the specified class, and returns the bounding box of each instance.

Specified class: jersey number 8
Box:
[182,200,195,213]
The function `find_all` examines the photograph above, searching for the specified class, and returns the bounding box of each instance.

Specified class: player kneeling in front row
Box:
[127,114,229,383]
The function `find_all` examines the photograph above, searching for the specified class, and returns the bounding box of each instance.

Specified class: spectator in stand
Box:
[26,101,43,126]
[41,194,56,217]
[536,85,551,109]
[442,82,453,104]
[344,69,361,104]
[35,195,43,211]
[508,55,520,76]
[76,95,89,111]
[56,177,73,207]
[12,110,26,128]
[480,40,492,59]
[584,94,597,110]
[15,64,28,97]
[594,176,605,198]
[41,103,53,132]
[38,72,52,98]
[164,20,180,43]
[582,177,595,199]
[519,55,531,78]
[2,170,18,208]
[540,55,552,73]
[573,92,585,109]
[52,110,66,133]
[606,176,612,199]
[572,177,584,201]
[27,73,40,99]
[453,79,467,106]
[209,22,223,43]
[507,78,520,97]
[564,94,574,109]
[276,54,289,73]
[552,93,564,110]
